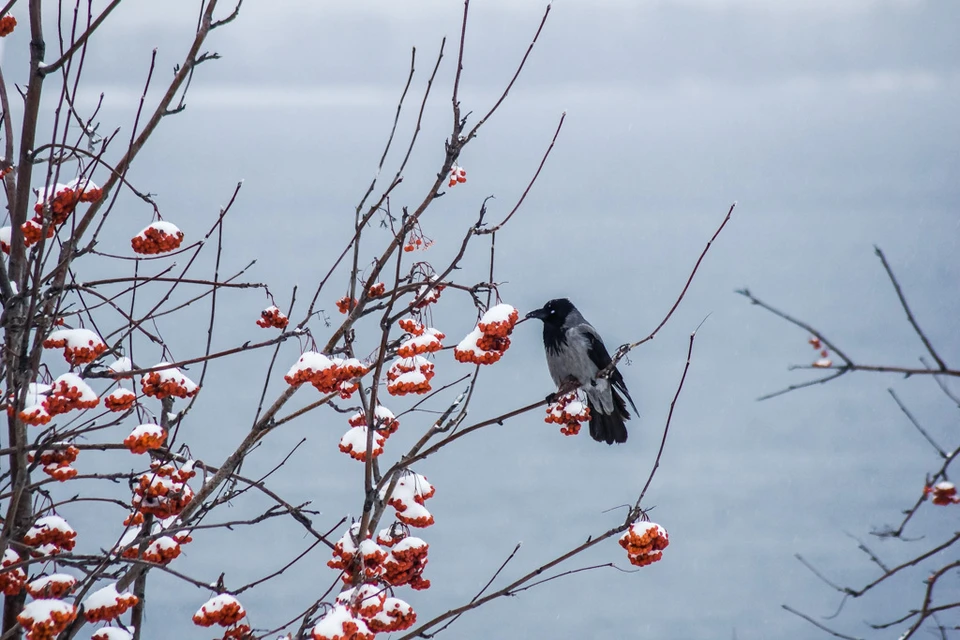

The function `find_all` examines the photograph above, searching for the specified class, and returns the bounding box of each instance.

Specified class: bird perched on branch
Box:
[525,298,637,445]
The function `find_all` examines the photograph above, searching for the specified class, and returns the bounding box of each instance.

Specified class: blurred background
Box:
[2,1,958,637]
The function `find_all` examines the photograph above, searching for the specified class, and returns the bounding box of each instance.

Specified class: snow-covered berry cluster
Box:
[25,574,76,600]
[103,388,136,412]
[131,221,184,255]
[544,392,591,436]
[29,444,80,482]
[23,515,77,556]
[386,356,434,396]
[44,373,99,415]
[193,594,246,628]
[43,328,108,365]
[285,352,369,396]
[256,305,289,329]
[140,363,199,399]
[123,424,167,454]
[82,583,139,622]
[397,324,444,358]
[132,461,195,519]
[16,599,77,640]
[454,303,518,365]
[1,549,27,595]
[926,481,959,506]
[382,472,435,528]
[19,179,102,249]
[618,522,669,567]
[339,406,400,462]
[328,522,431,591]
[447,164,467,188]
[808,336,832,369]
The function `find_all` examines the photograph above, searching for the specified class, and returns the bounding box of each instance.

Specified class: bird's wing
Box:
[581,324,639,415]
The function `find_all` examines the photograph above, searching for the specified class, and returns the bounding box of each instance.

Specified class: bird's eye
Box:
[549,309,555,315]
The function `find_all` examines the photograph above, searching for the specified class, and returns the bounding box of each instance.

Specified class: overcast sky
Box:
[2,1,959,638]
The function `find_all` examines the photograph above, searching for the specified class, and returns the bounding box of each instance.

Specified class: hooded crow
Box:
[526,298,637,445]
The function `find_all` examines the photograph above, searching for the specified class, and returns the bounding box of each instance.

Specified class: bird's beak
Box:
[524,307,548,321]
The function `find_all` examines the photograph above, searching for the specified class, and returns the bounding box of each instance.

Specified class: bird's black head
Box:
[525,298,576,327]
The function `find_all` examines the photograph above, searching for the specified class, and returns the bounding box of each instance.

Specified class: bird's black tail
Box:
[587,389,629,445]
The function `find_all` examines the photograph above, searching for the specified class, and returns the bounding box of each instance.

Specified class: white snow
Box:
[128,424,164,439]
[339,426,384,458]
[392,536,427,554]
[17,598,76,623]
[106,388,135,402]
[194,593,243,617]
[66,176,99,193]
[108,357,132,374]
[285,351,334,378]
[144,363,198,394]
[135,220,182,239]
[51,372,98,402]
[83,582,133,610]
[26,515,75,538]
[399,333,442,353]
[91,628,133,640]
[311,605,371,639]
[46,328,105,351]
[34,183,72,205]
[455,327,486,355]
[392,370,427,386]
[480,303,517,325]
[28,574,76,593]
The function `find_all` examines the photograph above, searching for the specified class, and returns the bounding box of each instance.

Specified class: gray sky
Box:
[3,1,959,638]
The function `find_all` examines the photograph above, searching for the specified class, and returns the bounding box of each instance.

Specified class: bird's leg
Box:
[546,376,582,403]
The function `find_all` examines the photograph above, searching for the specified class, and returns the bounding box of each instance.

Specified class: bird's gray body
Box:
[545,311,617,416]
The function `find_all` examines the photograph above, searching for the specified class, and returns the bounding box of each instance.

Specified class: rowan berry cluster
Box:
[0,15,17,36]
[193,594,246,628]
[544,392,591,436]
[103,388,136,412]
[23,515,77,556]
[140,364,200,399]
[333,585,417,635]
[447,164,467,187]
[336,296,358,314]
[19,179,102,249]
[328,522,431,591]
[403,223,433,252]
[926,481,959,506]
[808,336,832,368]
[132,462,196,519]
[0,549,26,596]
[256,305,289,329]
[618,522,669,567]
[123,424,167,454]
[43,328,108,365]
[16,599,77,640]
[131,221,184,255]
[454,303,519,365]
[397,327,444,358]
[82,583,139,622]
[45,373,99,415]
[386,356,434,396]
[285,352,370,395]
[29,444,80,482]
[25,574,76,600]
[382,472,435,528]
